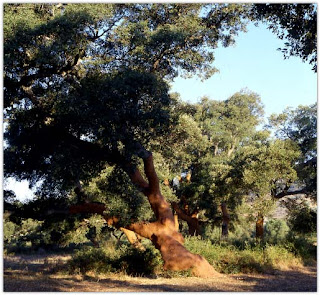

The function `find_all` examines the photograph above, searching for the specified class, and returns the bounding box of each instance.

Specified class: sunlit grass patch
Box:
[184,236,304,274]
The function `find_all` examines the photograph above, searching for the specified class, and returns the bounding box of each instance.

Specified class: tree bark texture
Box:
[221,202,230,239]
[256,213,264,240]
[172,202,202,236]
[70,151,218,278]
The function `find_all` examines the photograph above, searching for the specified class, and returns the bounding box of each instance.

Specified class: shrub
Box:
[67,246,114,275]
[287,201,317,234]
[264,219,289,244]
[67,242,162,276]
[113,247,162,276]
[286,233,317,263]
[4,220,17,243]
[3,218,52,253]
[264,244,301,269]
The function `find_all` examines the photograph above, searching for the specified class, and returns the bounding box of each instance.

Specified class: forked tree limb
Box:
[68,143,220,277]
[122,163,149,193]
[126,150,174,225]
[172,202,193,223]
[172,202,201,236]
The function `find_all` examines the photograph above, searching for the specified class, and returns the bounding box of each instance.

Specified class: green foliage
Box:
[264,219,290,244]
[268,103,317,197]
[195,90,264,158]
[285,233,317,263]
[230,138,300,201]
[67,243,162,276]
[4,3,251,195]
[3,219,17,244]
[251,4,317,71]
[169,91,265,221]
[85,166,154,226]
[236,195,277,226]
[68,246,114,275]
[4,208,114,253]
[184,236,301,274]
[3,217,51,253]
[287,201,317,234]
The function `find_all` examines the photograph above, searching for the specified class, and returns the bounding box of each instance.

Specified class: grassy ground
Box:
[3,253,317,292]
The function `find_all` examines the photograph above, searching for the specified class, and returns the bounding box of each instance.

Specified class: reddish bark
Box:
[163,179,170,186]
[172,202,201,236]
[186,172,191,183]
[125,153,217,277]
[70,149,219,278]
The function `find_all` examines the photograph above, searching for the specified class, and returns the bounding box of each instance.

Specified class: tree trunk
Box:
[256,213,264,240]
[70,149,219,278]
[221,202,230,239]
[172,202,201,236]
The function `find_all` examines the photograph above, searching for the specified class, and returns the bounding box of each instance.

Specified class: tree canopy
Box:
[268,103,317,197]
[3,3,317,275]
[4,3,251,194]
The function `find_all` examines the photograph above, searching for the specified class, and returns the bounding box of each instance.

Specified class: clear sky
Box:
[170,23,317,119]
[4,22,318,202]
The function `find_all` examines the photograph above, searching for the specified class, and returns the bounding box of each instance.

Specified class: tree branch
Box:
[172,202,193,223]
[274,188,309,199]
[123,164,149,194]
[5,50,84,91]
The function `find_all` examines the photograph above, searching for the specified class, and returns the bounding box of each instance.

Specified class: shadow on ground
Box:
[3,255,317,292]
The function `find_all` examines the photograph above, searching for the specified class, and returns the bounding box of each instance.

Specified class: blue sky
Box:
[4,22,318,202]
[170,23,317,119]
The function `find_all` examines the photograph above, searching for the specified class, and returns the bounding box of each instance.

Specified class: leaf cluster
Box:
[251,4,317,71]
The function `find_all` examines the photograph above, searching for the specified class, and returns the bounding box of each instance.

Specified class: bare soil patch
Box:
[3,253,317,292]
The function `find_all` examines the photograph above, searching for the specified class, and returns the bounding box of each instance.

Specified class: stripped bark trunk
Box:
[69,149,218,277]
[123,151,217,277]
[221,202,230,239]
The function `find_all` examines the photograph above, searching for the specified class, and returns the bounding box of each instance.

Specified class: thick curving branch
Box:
[67,142,220,277]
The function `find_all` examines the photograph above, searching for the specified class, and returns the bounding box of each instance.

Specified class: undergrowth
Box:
[65,234,312,277]
[184,236,304,274]
[66,241,162,277]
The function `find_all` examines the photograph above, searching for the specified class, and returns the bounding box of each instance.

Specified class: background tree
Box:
[286,200,317,235]
[268,103,317,198]
[251,3,317,71]
[229,139,301,239]
[169,91,264,236]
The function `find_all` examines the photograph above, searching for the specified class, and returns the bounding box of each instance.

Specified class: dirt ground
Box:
[3,254,317,292]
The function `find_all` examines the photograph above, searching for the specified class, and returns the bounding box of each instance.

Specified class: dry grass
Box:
[3,253,317,292]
